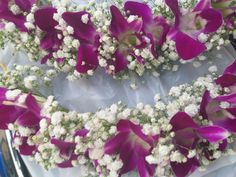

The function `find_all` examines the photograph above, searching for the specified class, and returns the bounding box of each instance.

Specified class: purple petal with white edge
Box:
[62,12,99,44]
[193,0,211,11]
[18,137,36,156]
[0,87,7,102]
[224,59,236,74]
[113,49,128,73]
[110,5,129,38]
[124,1,153,24]
[105,132,129,154]
[200,90,212,119]
[165,0,181,26]
[14,0,36,12]
[170,112,199,131]
[76,44,98,73]
[196,126,230,142]
[74,128,89,137]
[216,74,236,87]
[0,105,26,129]
[34,7,57,32]
[171,158,199,177]
[200,9,223,33]
[25,93,41,116]
[174,31,206,60]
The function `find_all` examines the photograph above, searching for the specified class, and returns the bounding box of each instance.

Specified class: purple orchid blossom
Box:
[165,0,223,60]
[62,11,100,74]
[104,119,156,177]
[108,5,148,73]
[124,1,170,57]
[200,90,236,133]
[0,88,42,155]
[0,0,36,31]
[170,112,229,177]
[216,59,236,92]
[34,7,62,64]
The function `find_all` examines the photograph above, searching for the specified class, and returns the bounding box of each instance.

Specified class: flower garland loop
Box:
[0,59,236,177]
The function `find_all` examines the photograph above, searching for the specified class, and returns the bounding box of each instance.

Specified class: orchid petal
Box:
[16,111,40,127]
[105,132,129,154]
[110,5,129,38]
[196,126,230,142]
[171,158,199,177]
[76,44,99,73]
[193,0,211,11]
[174,31,206,60]
[215,118,236,133]
[216,74,236,87]
[62,12,99,44]
[170,112,199,131]
[14,0,36,12]
[215,93,236,103]
[224,59,236,74]
[200,9,223,33]
[57,154,78,168]
[75,128,89,137]
[51,139,75,158]
[113,49,128,73]
[41,53,53,64]
[0,87,7,102]
[25,93,41,116]
[137,158,151,177]
[200,90,212,119]
[165,0,181,26]
[34,7,57,32]
[18,137,36,155]
[124,1,153,24]
[0,105,25,129]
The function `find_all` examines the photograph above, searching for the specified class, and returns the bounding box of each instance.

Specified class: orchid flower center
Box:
[119,31,141,54]
[128,131,151,151]
[180,12,207,36]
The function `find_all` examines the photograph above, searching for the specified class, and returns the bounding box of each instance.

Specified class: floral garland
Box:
[0,0,235,79]
[0,58,235,177]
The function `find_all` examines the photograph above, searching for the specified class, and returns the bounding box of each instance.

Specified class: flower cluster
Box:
[0,0,235,79]
[1,59,236,177]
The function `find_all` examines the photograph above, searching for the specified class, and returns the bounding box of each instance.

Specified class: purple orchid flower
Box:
[104,119,156,177]
[34,7,62,64]
[62,12,100,74]
[200,90,236,133]
[108,5,148,73]
[124,1,170,57]
[0,0,36,31]
[165,0,223,60]
[0,88,42,156]
[170,112,229,177]
[0,89,42,129]
[216,59,236,92]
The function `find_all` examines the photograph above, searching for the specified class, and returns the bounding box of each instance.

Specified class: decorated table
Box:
[0,0,236,177]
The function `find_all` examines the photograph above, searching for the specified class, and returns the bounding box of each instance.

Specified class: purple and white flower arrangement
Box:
[0,59,236,176]
[0,0,236,177]
[0,0,235,79]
